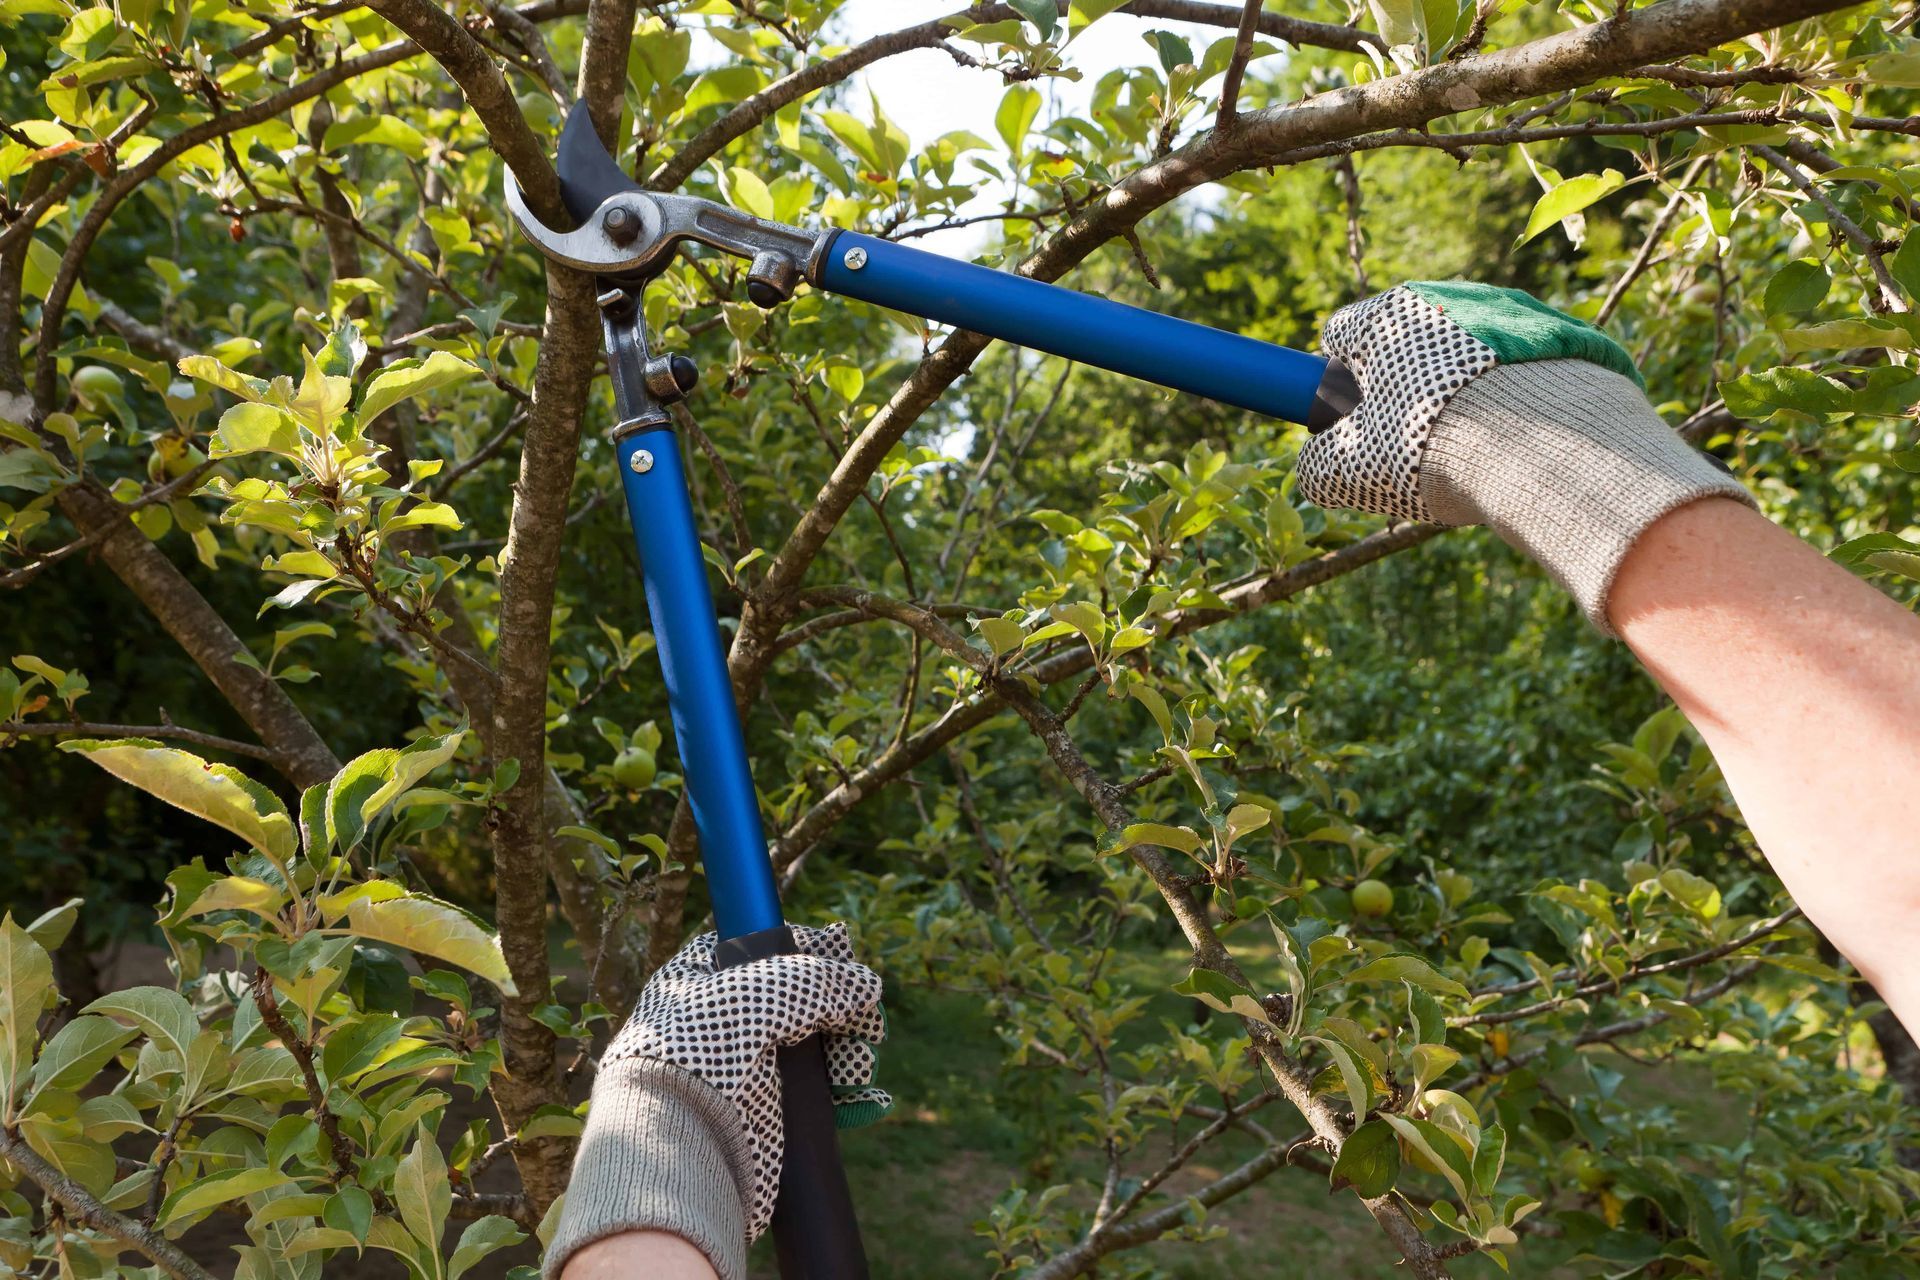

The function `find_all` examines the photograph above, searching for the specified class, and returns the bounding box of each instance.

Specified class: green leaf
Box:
[1405,982,1446,1046]
[1410,1042,1461,1094]
[210,401,300,459]
[1473,1121,1507,1196]
[327,732,464,851]
[685,64,766,116]
[394,1127,452,1269]
[1305,1035,1373,1118]
[995,85,1042,159]
[1224,803,1270,842]
[170,874,284,922]
[178,354,269,402]
[450,1216,527,1280]
[1340,954,1469,999]
[323,113,426,153]
[1891,234,1920,302]
[1763,259,1830,318]
[60,739,297,866]
[1173,968,1276,1028]
[1329,1119,1400,1197]
[22,898,81,953]
[385,501,463,534]
[1367,0,1419,47]
[1008,0,1056,40]
[823,363,864,403]
[358,351,479,424]
[975,616,1024,657]
[0,918,54,1115]
[59,7,120,60]
[1517,170,1626,247]
[345,894,517,996]
[1657,868,1721,920]
[1100,822,1203,857]
[79,986,197,1063]
[1718,367,1852,420]
[1143,29,1192,74]
[1383,1114,1472,1202]
[1833,532,1920,583]
[1067,0,1129,34]
[159,1167,290,1225]
[323,1186,375,1245]
[1780,318,1913,353]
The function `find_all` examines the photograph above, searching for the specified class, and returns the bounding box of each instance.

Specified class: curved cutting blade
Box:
[556,100,642,224]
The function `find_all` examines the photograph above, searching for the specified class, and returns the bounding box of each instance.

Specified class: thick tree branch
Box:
[0,1127,217,1280]
[648,0,1374,190]
[575,0,635,135]
[47,481,340,787]
[363,0,566,225]
[485,262,601,1205]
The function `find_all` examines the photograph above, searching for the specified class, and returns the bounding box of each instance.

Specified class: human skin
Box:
[560,495,1920,1280]
[1610,496,1920,1032]
[560,1230,718,1280]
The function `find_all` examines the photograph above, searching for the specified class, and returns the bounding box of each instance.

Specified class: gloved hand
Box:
[544,923,889,1280]
[1296,281,1754,633]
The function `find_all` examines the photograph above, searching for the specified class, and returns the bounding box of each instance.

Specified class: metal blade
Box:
[556,100,642,224]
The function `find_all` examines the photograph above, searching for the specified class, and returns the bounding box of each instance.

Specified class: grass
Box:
[748,986,1432,1279]
[740,966,1755,1279]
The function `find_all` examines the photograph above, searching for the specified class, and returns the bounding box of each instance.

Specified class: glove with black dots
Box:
[544,923,889,1280]
[1296,281,1753,634]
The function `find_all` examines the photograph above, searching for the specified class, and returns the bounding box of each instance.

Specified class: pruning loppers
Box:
[505,100,1360,1280]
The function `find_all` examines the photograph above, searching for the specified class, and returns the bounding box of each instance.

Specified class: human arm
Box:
[1610,496,1920,1029]
[1298,281,1920,1033]
[546,924,890,1280]
[561,1230,721,1280]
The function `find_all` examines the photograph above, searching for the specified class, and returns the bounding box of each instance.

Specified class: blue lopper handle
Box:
[816,231,1355,428]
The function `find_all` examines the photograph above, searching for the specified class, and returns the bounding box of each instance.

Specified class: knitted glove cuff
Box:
[1421,359,1755,635]
[542,1057,751,1280]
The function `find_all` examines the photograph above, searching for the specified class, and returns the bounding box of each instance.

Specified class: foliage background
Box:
[0,0,1917,1277]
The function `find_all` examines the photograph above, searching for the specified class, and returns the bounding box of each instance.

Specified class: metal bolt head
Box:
[628,449,655,474]
[843,246,868,271]
[603,205,641,247]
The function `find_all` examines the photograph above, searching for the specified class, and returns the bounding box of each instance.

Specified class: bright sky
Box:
[823,1,1238,253]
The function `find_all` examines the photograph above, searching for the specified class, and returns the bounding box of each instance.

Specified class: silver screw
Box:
[629,449,654,474]
[843,246,868,271]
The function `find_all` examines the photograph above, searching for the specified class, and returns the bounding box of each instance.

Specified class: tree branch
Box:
[1752,143,1907,314]
[647,0,1374,190]
[1215,0,1266,129]
[0,1127,217,1280]
[1462,905,1804,1019]
[0,719,274,760]
[363,0,566,225]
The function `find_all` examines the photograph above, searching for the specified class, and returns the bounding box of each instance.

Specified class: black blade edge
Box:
[556,100,643,225]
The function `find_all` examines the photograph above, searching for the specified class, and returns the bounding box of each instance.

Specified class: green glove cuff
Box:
[1405,281,1644,388]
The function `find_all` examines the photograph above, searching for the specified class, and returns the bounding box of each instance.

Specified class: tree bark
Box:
[484,262,601,1207]
[52,481,340,788]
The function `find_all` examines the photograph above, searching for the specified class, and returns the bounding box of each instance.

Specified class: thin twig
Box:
[1216,0,1265,129]
[0,719,275,760]
[1752,144,1907,313]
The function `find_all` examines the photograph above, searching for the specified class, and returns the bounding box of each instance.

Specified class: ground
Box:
[96,933,1747,1278]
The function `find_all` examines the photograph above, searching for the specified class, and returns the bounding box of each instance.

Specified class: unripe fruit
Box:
[1351,878,1393,918]
[70,365,124,408]
[611,746,656,791]
[1559,1148,1611,1191]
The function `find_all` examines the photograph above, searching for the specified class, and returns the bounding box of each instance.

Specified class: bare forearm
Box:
[559,1232,718,1280]
[1611,497,1920,1028]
